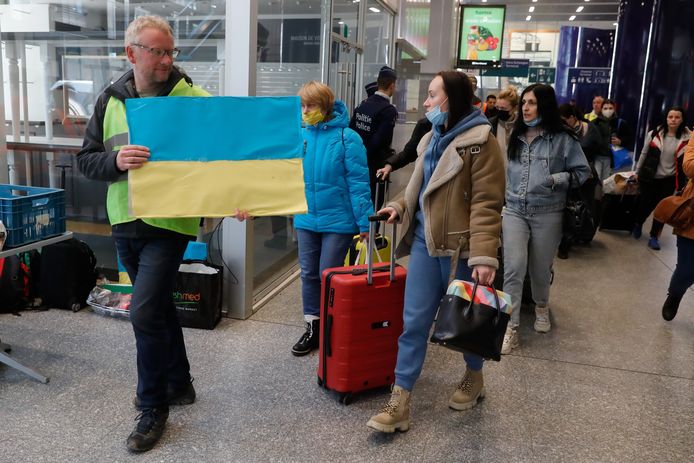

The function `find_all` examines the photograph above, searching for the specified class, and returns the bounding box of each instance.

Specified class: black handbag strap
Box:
[466,281,503,325]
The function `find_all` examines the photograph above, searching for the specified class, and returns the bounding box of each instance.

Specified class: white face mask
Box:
[602,109,615,118]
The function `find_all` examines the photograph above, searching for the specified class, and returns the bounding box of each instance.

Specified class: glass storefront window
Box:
[361,0,394,101]
[0,1,226,278]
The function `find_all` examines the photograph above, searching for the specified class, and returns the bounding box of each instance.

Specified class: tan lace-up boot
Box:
[449,368,485,411]
[366,385,411,433]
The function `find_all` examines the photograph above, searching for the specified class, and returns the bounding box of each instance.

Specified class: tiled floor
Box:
[1,223,693,462]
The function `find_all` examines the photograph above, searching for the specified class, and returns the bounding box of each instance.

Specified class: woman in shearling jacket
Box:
[661,135,694,321]
[366,71,505,434]
[291,81,374,357]
[501,84,591,355]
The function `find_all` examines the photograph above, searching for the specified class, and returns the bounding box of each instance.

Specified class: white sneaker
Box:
[534,306,551,333]
[501,326,519,354]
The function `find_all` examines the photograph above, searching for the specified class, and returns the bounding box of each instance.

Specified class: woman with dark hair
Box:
[500,84,591,355]
[366,71,505,433]
[633,107,691,250]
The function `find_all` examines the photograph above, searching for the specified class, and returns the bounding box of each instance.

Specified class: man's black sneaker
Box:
[291,319,320,356]
[662,294,683,321]
[126,407,169,452]
[133,378,196,409]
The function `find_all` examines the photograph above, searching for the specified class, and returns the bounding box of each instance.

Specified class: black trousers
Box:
[636,176,677,238]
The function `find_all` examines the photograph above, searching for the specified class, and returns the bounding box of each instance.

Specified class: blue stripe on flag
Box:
[126,96,303,161]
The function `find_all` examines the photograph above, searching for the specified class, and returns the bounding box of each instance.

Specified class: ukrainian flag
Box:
[126,96,307,218]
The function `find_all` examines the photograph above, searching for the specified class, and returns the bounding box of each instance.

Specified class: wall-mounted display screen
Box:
[457,6,506,68]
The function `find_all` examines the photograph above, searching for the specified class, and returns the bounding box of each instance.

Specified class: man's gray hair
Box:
[124,15,173,46]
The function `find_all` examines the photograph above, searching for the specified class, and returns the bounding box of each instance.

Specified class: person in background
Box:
[376,117,431,180]
[488,85,520,160]
[365,81,378,98]
[633,107,691,250]
[483,94,498,118]
[367,71,504,433]
[501,84,591,355]
[292,81,374,356]
[468,74,482,108]
[76,15,250,453]
[661,136,694,321]
[593,99,633,182]
[350,66,398,210]
[584,95,604,122]
[557,103,603,259]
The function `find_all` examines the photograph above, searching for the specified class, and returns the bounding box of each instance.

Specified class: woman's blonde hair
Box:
[125,15,173,47]
[298,81,335,115]
[497,85,519,108]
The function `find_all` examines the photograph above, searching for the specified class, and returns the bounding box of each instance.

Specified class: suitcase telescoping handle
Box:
[367,212,397,285]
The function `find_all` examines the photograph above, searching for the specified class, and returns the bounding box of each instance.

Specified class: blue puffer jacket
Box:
[294,100,374,234]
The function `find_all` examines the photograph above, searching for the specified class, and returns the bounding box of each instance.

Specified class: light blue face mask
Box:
[524,116,542,127]
[426,104,448,126]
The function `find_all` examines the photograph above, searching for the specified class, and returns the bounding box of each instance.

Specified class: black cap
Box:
[378,66,397,80]
[365,81,378,97]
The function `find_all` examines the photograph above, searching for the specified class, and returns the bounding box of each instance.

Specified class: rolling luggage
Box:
[317,214,405,404]
[599,192,639,232]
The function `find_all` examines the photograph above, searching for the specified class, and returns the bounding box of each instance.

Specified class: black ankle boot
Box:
[126,407,169,452]
[292,319,320,356]
[662,294,683,321]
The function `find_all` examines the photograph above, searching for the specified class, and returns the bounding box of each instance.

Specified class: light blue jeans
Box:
[502,208,563,327]
[394,235,483,392]
[296,228,353,320]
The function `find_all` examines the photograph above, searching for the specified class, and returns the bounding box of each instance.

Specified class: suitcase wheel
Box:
[339,393,353,405]
[71,303,82,313]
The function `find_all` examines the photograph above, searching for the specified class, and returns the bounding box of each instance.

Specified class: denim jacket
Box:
[505,130,591,214]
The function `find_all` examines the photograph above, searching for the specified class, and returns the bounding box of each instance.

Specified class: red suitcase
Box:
[317,215,406,404]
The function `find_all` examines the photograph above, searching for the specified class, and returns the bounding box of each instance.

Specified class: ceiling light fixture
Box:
[526,15,532,21]
[369,6,380,12]
[576,6,584,12]
[529,6,535,12]
[569,15,576,21]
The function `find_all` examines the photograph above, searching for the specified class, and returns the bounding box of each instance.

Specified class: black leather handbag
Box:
[563,172,595,243]
[430,282,510,361]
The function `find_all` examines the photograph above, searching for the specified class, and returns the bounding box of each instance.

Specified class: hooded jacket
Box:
[294,100,374,234]
[387,109,505,269]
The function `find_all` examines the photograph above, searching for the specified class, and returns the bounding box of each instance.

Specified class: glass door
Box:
[328,39,359,111]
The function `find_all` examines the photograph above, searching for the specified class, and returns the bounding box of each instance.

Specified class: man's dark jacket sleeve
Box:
[76,93,125,182]
[385,118,431,171]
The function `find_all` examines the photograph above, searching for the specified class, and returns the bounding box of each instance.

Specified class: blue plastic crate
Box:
[0,184,66,248]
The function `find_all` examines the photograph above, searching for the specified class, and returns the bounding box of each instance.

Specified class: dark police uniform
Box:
[349,92,398,208]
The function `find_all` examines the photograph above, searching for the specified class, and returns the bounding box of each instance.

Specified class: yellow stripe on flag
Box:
[129,159,307,218]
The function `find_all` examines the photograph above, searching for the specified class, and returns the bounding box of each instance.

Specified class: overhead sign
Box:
[528,67,556,84]
[568,67,611,85]
[457,6,506,68]
[480,59,529,77]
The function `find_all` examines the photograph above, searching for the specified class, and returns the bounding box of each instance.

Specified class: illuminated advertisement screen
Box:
[457,6,506,68]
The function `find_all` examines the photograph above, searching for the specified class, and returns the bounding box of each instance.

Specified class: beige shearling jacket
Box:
[387,124,505,269]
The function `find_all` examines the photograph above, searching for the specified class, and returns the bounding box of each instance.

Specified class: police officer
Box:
[350,66,398,209]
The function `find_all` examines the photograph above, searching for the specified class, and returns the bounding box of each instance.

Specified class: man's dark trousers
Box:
[115,236,190,409]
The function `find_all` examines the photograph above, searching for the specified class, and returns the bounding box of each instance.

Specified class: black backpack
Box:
[39,238,97,312]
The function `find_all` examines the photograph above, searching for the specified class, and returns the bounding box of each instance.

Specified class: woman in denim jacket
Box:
[501,84,591,354]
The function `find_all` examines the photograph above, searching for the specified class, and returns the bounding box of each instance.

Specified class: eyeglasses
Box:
[131,43,180,59]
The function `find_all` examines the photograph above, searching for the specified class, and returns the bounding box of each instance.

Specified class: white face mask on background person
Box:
[602,109,615,118]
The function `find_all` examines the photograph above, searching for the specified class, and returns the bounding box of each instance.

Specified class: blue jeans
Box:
[669,235,694,298]
[502,208,563,327]
[115,236,190,409]
[296,229,353,319]
[395,235,483,392]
